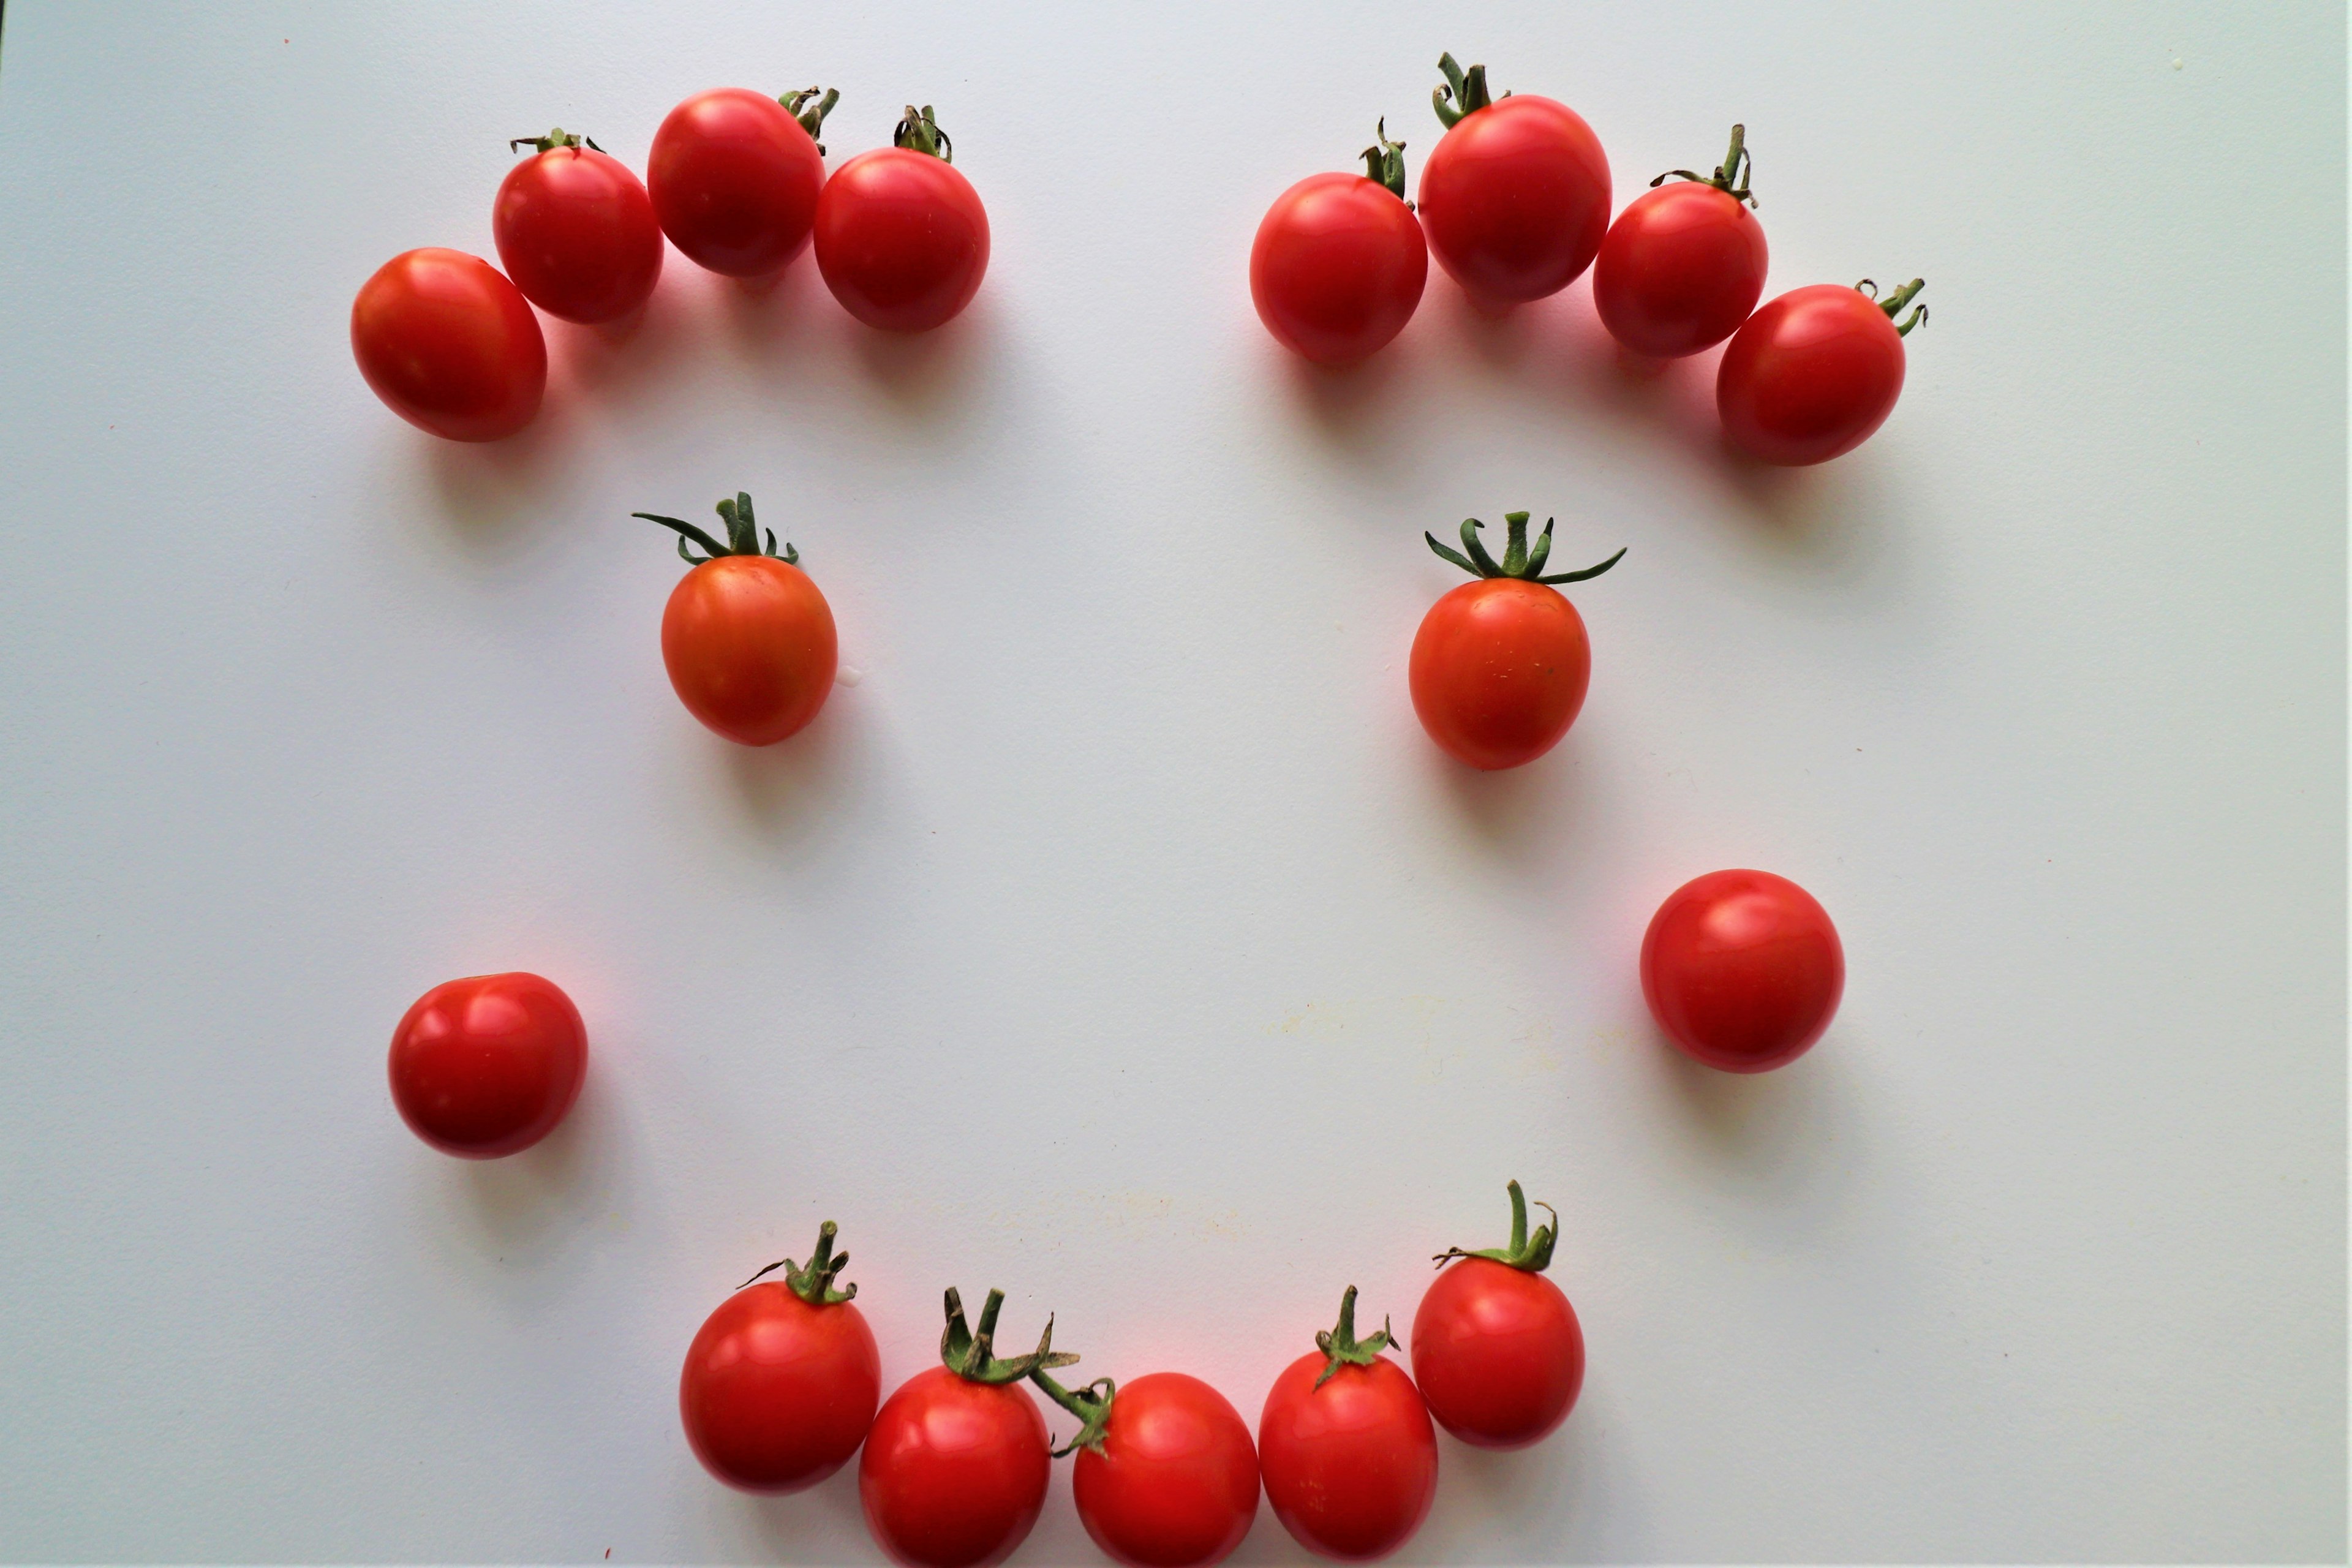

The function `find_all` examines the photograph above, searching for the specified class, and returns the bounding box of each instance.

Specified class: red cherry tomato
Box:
[1409,512,1625,771]
[633,492,837,747]
[648,87,835,277]
[1417,54,1611,305]
[1642,869,1845,1072]
[1716,279,1926,465]
[815,107,988,332]
[680,1223,881,1493]
[860,1289,1065,1568]
[1250,124,1428,366]
[492,129,663,323]
[1593,126,1767,358]
[1033,1370,1259,1568]
[350,248,546,442]
[1258,1287,1438,1562]
[386,972,585,1158]
[1411,1182,1584,1450]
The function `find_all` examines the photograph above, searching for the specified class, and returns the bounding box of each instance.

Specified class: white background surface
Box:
[0,2,2342,1561]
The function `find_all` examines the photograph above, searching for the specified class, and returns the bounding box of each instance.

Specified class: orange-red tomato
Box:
[636,492,837,747]
[680,1224,881,1493]
[648,88,833,278]
[350,248,546,442]
[386,972,584,1158]
[1593,130,1768,359]
[1411,578,1594,771]
[1642,869,1845,1071]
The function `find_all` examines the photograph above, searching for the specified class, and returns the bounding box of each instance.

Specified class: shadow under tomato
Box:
[1415,1412,1626,1564]
[433,1061,634,1294]
[421,393,584,557]
[1423,731,1603,889]
[712,689,862,854]
[742,1458,872,1565]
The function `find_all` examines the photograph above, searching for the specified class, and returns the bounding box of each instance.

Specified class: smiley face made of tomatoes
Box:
[631,492,839,747]
[1409,512,1626,771]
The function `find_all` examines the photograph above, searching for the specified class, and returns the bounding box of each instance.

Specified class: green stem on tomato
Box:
[1425,512,1626,586]
[1312,1284,1396,1389]
[633,491,800,567]
[940,1287,1079,1385]
[1360,118,1410,202]
[737,1219,860,1303]
[1433,1180,1559,1273]
[780,86,839,153]
[894,104,953,162]
[1648,123,1758,208]
[1431,51,1498,129]
[1029,1367,1117,1457]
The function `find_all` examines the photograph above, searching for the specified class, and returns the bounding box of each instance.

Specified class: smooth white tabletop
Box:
[0,2,2342,1561]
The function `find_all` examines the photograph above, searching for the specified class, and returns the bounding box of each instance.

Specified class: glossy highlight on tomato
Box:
[633,492,837,747]
[815,106,988,332]
[1250,124,1428,366]
[350,248,546,442]
[1258,1287,1438,1562]
[1035,1370,1259,1568]
[1409,513,1625,771]
[1418,53,1611,305]
[386,971,585,1158]
[1717,278,1926,465]
[649,86,835,277]
[680,1222,881,1493]
[860,1289,1068,1568]
[493,129,663,323]
[1594,125,1767,358]
[1642,868,1845,1071]
[1412,1182,1584,1450]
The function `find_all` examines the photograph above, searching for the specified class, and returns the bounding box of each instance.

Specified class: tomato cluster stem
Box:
[940,1287,1078,1385]
[894,104,954,163]
[1434,1180,1559,1273]
[1860,276,1930,336]
[1431,52,1498,129]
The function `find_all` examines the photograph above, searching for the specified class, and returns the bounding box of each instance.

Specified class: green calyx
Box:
[1426,511,1626,585]
[1030,1368,1117,1458]
[510,127,603,155]
[894,104,954,163]
[633,492,800,568]
[1858,277,1929,337]
[1312,1284,1396,1389]
[739,1219,859,1305]
[940,1287,1079,1386]
[1434,1180,1558,1273]
[1360,118,1410,203]
[1433,52,1509,130]
[1651,123,1758,209]
[780,86,839,154]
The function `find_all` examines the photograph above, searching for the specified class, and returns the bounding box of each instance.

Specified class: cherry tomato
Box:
[1716,278,1926,465]
[633,492,837,747]
[1033,1370,1259,1568]
[491,129,663,324]
[861,1289,1069,1568]
[386,972,585,1158]
[1417,53,1611,305]
[648,87,835,277]
[1258,1287,1438,1562]
[680,1222,881,1493]
[1250,123,1428,366]
[1642,869,1845,1072]
[1411,1182,1584,1450]
[1409,512,1626,771]
[813,107,989,332]
[1593,124,1767,358]
[350,248,546,442]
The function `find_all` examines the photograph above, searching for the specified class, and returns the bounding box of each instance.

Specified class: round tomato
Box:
[1418,53,1611,305]
[633,492,837,746]
[860,1288,1072,1568]
[1593,124,1767,358]
[680,1221,881,1493]
[648,86,835,277]
[1642,869,1845,1072]
[1258,1287,1438,1562]
[815,107,988,331]
[1250,123,1428,366]
[491,129,663,323]
[1412,1182,1584,1450]
[1409,512,1625,770]
[350,248,546,442]
[1031,1370,1259,1568]
[1716,278,1926,465]
[386,971,585,1158]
